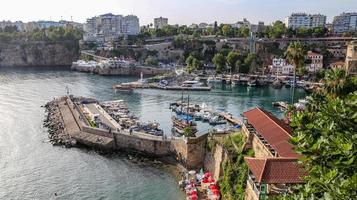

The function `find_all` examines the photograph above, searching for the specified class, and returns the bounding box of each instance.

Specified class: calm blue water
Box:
[0,67,306,199]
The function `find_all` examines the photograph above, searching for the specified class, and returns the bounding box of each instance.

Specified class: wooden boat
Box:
[172,115,197,135]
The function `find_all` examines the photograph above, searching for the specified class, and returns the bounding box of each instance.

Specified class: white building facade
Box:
[285,13,326,30]
[269,58,294,76]
[154,17,168,29]
[84,13,140,43]
[332,12,357,35]
[306,51,324,73]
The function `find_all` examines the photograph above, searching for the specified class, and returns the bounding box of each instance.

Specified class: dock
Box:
[219,112,242,126]
[113,82,211,91]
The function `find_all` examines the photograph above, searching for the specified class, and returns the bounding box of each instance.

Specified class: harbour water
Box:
[0,67,306,199]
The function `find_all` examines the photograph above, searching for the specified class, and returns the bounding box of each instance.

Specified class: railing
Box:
[248,174,261,197]
[246,122,277,156]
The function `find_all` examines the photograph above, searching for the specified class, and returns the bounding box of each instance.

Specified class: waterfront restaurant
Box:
[241,107,300,158]
[244,157,306,200]
[241,108,305,199]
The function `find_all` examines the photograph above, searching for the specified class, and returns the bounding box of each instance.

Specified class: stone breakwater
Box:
[43,99,75,147]
[43,96,209,169]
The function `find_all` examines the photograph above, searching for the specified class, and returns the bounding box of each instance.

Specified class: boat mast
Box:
[187,93,190,123]
[181,90,183,114]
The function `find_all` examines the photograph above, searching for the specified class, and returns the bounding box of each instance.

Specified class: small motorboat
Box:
[209,116,227,125]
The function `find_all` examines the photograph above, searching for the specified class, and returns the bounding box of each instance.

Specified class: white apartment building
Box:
[269,58,294,76]
[332,12,357,35]
[154,17,168,29]
[285,13,326,30]
[123,15,140,36]
[306,51,324,73]
[84,13,140,43]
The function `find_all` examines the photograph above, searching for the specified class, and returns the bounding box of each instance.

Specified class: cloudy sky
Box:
[0,0,356,25]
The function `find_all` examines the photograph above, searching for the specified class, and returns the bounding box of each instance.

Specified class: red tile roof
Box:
[243,107,300,158]
[245,157,306,184]
[307,51,322,57]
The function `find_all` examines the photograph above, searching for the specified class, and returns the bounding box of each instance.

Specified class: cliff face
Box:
[0,41,79,67]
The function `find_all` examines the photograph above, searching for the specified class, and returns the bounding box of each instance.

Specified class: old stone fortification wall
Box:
[114,132,171,156]
[204,144,229,181]
[171,134,208,170]
[0,41,79,67]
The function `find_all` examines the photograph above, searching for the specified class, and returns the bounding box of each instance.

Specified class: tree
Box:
[267,21,286,38]
[144,56,158,66]
[226,51,241,73]
[289,71,357,199]
[323,69,356,98]
[192,58,203,70]
[222,25,234,37]
[285,42,305,104]
[212,53,226,73]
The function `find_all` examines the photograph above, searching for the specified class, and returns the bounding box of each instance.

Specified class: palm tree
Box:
[324,69,347,98]
[285,42,305,104]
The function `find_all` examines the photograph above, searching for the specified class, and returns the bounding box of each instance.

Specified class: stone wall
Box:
[0,41,79,67]
[251,135,274,158]
[204,144,228,181]
[114,131,171,156]
[170,134,208,170]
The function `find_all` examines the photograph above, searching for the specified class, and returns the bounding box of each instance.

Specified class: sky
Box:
[0,0,356,25]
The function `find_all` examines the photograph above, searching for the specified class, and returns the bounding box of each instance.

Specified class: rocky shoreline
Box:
[43,99,75,147]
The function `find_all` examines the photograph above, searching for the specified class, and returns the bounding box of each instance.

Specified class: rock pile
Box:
[43,99,76,147]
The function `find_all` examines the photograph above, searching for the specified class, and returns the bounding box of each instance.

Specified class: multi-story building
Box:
[285,13,326,30]
[332,12,357,35]
[83,13,140,43]
[269,58,294,76]
[345,41,357,76]
[306,51,324,73]
[122,15,140,36]
[154,17,168,29]
[330,61,346,70]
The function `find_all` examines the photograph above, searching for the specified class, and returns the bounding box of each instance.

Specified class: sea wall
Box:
[171,134,208,170]
[114,132,171,156]
[0,40,79,67]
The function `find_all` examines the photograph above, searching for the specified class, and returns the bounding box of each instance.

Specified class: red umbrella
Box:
[190,194,198,200]
[204,172,212,177]
[212,190,220,195]
[209,178,216,183]
[209,185,218,190]
[202,179,209,183]
[190,190,197,195]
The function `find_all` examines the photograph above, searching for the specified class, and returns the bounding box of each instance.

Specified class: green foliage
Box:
[144,56,159,66]
[267,21,286,38]
[226,51,241,72]
[222,25,234,37]
[219,134,254,200]
[289,70,357,199]
[212,53,226,73]
[183,126,196,137]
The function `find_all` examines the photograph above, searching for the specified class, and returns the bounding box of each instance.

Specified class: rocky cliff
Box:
[0,41,79,67]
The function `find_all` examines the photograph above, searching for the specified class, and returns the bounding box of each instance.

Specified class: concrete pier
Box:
[49,96,209,169]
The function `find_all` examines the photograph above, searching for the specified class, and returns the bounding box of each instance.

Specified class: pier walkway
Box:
[58,99,114,149]
[219,112,242,126]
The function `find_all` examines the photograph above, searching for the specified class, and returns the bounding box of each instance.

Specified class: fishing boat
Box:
[209,116,227,125]
[171,93,198,136]
[171,115,197,135]
[113,84,133,92]
[247,80,257,87]
[272,101,288,110]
